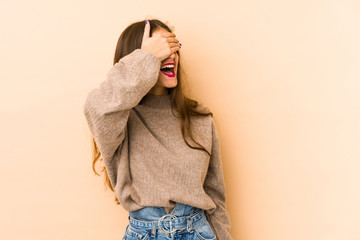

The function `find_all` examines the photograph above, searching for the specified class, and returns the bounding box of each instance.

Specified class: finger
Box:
[169,42,181,48]
[161,31,176,38]
[142,20,150,41]
[170,45,180,53]
[167,37,179,43]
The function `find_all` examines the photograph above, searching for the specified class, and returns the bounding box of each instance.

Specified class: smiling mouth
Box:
[160,66,175,78]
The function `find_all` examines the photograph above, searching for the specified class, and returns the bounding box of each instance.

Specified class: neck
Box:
[140,93,172,109]
[148,86,169,95]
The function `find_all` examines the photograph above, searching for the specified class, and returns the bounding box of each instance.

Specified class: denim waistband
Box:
[129,202,200,220]
[127,203,206,237]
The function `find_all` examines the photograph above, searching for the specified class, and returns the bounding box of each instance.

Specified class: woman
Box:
[83,19,232,240]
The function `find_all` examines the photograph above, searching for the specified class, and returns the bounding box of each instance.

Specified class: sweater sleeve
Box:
[204,118,233,240]
[83,49,161,162]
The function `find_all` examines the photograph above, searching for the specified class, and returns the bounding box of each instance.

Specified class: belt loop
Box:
[187,217,193,233]
[151,220,157,238]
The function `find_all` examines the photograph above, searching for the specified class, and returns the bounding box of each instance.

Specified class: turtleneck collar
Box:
[140,93,172,109]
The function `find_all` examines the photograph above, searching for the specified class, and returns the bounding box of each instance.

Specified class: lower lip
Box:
[161,70,176,78]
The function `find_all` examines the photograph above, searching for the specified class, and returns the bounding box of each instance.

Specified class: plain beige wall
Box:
[1,0,359,239]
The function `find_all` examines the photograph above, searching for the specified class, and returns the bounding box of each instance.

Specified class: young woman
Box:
[83,19,232,240]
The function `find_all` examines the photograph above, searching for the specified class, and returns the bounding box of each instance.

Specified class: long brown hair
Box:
[91,19,213,204]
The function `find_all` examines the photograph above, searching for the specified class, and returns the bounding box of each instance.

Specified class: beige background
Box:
[1,0,359,239]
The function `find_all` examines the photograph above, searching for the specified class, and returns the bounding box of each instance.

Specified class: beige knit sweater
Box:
[83,49,232,240]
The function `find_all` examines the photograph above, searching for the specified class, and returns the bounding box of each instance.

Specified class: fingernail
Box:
[145,20,148,25]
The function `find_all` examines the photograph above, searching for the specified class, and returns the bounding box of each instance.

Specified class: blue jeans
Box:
[122,202,216,240]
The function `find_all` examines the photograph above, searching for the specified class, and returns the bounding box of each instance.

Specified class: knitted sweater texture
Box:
[83,49,232,240]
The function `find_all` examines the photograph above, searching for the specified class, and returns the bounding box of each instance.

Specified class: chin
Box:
[160,78,178,88]
[163,83,177,88]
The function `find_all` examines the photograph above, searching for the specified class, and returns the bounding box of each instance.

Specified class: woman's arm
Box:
[204,118,233,240]
[83,49,161,162]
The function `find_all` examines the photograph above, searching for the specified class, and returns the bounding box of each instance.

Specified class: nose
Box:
[168,52,176,59]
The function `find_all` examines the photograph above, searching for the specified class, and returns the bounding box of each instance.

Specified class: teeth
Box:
[161,64,174,69]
